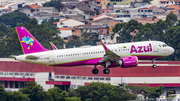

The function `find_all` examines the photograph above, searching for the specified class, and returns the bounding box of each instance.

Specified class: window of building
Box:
[66,76,70,79]
[116,10,120,13]
[106,78,111,80]
[60,76,65,79]
[102,11,104,13]
[148,10,152,12]
[15,81,18,88]
[88,77,93,80]
[30,73,34,76]
[113,3,116,5]
[20,73,24,76]
[5,81,8,88]
[9,72,13,75]
[55,76,59,78]
[25,73,29,76]
[71,76,76,79]
[10,81,13,88]
[97,2,100,4]
[20,82,25,88]
[141,10,143,12]
[83,77,86,79]
[100,78,104,80]
[94,77,99,80]
[77,76,81,79]
[15,73,19,75]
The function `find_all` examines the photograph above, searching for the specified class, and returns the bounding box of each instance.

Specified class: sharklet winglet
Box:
[100,40,109,50]
[50,42,58,50]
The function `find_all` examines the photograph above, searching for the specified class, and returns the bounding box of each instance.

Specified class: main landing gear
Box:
[92,66,110,74]
[92,61,111,74]
[92,65,99,74]
[152,59,157,68]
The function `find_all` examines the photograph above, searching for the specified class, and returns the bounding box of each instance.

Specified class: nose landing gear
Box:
[152,59,157,68]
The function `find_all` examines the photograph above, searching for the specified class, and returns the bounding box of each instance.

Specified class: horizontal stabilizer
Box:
[25,55,39,59]
[10,55,17,58]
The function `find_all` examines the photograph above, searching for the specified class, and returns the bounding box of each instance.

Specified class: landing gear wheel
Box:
[152,65,157,68]
[103,69,110,74]
[92,69,99,74]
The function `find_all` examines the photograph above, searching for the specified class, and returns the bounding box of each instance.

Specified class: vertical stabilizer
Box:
[16,26,49,54]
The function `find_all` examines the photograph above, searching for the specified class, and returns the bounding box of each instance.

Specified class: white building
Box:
[58,27,72,39]
[53,19,85,28]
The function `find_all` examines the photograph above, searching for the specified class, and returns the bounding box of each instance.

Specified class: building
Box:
[19,5,41,16]
[110,0,135,5]
[58,27,72,39]
[1,58,180,97]
[53,19,85,28]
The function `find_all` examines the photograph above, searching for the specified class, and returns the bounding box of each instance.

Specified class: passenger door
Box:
[48,52,54,64]
[152,42,158,52]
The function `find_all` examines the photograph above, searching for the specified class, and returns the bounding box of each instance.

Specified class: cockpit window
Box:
[162,44,167,47]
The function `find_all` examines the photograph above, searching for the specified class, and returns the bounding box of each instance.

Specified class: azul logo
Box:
[21,36,34,49]
[130,44,152,53]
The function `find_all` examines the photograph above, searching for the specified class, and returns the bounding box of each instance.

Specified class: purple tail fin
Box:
[16,26,49,54]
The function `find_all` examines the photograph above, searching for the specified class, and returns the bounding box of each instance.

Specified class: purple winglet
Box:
[50,42,58,50]
[16,26,49,54]
[100,40,108,50]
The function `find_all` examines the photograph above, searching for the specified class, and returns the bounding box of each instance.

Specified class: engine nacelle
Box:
[115,56,138,68]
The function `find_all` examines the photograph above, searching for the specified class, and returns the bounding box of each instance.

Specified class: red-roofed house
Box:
[135,17,159,25]
[89,14,111,21]
[166,5,180,15]
[138,6,162,18]
[20,5,41,16]
[57,27,72,39]
[53,19,85,28]
[91,17,116,26]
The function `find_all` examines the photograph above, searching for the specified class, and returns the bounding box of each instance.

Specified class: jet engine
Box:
[115,56,138,68]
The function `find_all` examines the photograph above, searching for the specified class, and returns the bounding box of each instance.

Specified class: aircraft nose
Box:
[170,47,175,54]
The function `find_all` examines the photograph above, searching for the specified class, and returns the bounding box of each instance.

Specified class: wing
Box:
[99,41,120,63]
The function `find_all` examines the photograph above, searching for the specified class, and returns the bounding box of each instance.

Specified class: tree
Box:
[68,82,137,101]
[65,97,82,101]
[43,0,64,12]
[47,86,68,101]
[6,91,29,101]
[143,85,164,100]
[19,81,53,101]
[113,19,142,43]
[166,12,178,27]
[66,39,84,48]
[0,83,7,101]
[0,11,30,27]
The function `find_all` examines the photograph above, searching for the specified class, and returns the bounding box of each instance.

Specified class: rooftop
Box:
[27,5,41,9]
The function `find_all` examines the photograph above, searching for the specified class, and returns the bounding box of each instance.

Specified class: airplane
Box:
[14,26,174,74]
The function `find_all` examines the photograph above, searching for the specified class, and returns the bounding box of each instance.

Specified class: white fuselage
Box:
[15,41,174,66]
